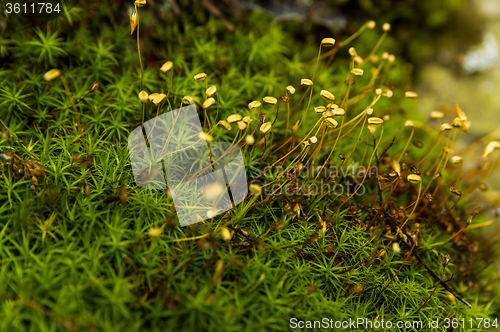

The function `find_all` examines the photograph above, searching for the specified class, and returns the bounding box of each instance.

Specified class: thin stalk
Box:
[399,180,422,231]
[396,127,414,163]
[415,267,446,314]
[136,6,144,91]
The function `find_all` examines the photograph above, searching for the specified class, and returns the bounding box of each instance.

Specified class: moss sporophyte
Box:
[0,1,499,331]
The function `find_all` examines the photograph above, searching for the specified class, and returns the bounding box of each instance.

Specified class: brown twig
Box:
[415,266,446,314]
[373,136,472,309]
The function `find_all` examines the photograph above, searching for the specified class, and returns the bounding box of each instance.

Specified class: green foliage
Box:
[0,2,498,331]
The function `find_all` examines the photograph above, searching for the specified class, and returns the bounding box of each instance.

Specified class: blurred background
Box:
[191,0,500,190]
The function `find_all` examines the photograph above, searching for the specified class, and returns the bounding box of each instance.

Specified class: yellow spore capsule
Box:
[160,61,173,73]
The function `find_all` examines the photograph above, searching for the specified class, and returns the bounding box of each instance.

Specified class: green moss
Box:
[0,2,498,331]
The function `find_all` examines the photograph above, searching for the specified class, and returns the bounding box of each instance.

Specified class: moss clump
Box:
[0,2,499,331]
